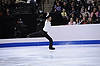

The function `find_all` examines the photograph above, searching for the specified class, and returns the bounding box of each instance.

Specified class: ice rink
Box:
[0,44,100,66]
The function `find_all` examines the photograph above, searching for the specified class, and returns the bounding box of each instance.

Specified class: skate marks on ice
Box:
[0,44,100,66]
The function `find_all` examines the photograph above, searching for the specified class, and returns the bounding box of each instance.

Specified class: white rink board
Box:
[49,24,100,41]
[0,24,100,44]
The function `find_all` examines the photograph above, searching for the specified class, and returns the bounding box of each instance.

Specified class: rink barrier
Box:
[0,40,100,48]
[0,24,100,48]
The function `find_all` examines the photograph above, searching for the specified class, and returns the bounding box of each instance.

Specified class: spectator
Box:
[54,2,62,12]
[92,0,97,7]
[70,1,75,8]
[90,7,99,23]
[88,17,93,24]
[62,1,70,14]
[82,8,90,18]
[80,6,85,15]
[79,13,83,22]
[91,7,99,17]
[54,0,59,5]
[70,13,76,21]
[81,0,86,7]
[68,18,76,25]
[70,7,76,15]
[76,0,82,12]
[51,8,63,25]
[87,1,93,13]
[61,8,68,19]
[75,18,81,25]
[59,0,64,6]
[80,17,89,24]
[61,8,69,24]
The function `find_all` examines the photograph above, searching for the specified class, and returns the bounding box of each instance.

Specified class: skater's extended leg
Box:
[42,31,55,50]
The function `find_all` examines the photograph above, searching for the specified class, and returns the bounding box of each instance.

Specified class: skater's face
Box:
[47,17,52,22]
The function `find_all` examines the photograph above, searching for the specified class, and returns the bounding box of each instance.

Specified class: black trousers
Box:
[28,30,53,45]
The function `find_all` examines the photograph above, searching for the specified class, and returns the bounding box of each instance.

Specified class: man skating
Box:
[27,14,55,50]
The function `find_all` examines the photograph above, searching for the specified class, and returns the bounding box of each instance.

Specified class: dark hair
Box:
[46,15,51,19]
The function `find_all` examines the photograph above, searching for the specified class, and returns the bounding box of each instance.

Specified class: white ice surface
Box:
[0,44,100,66]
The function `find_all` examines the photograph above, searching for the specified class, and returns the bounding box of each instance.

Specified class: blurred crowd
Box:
[51,0,100,25]
[0,0,100,38]
[0,0,40,38]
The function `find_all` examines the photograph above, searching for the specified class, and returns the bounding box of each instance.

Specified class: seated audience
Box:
[68,18,76,25]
